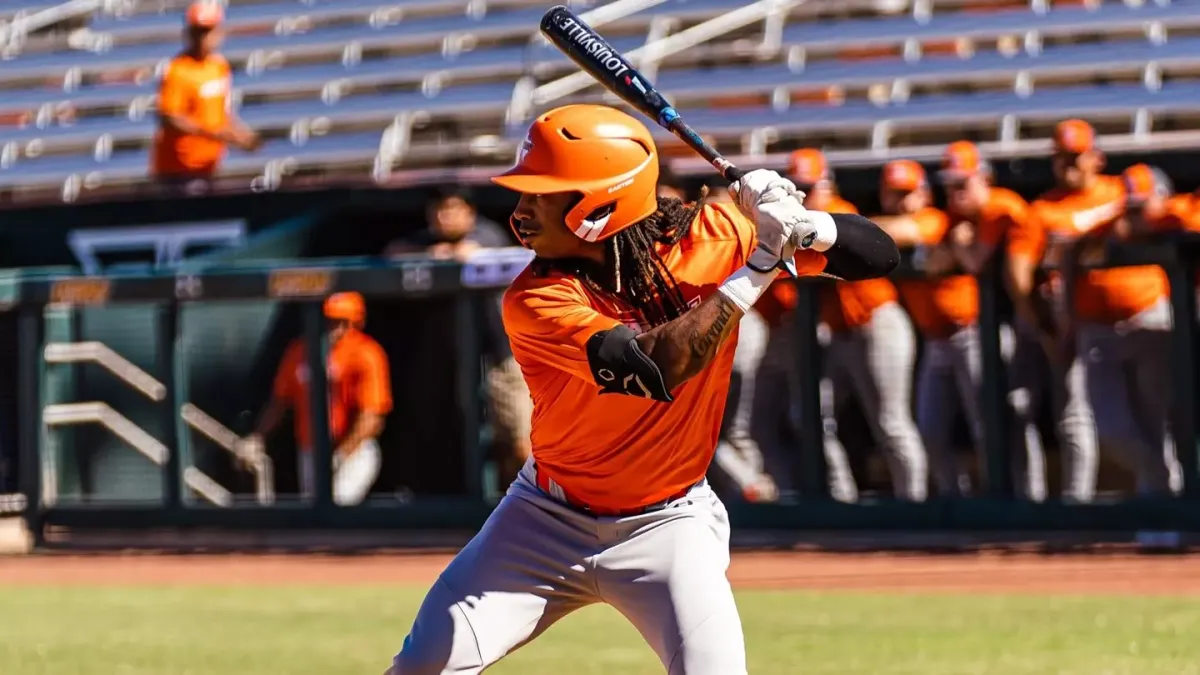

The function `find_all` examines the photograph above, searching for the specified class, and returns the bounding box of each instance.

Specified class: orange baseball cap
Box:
[940,140,990,182]
[1053,119,1095,154]
[186,1,224,28]
[324,292,366,325]
[788,148,831,186]
[882,159,926,192]
[1122,163,1172,205]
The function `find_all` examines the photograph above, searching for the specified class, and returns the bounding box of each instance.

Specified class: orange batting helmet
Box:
[491,104,659,244]
[323,292,366,325]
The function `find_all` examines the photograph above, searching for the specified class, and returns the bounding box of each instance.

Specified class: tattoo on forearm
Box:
[689,294,737,358]
[637,293,745,392]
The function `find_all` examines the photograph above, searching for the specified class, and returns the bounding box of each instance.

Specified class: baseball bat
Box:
[539,5,744,183]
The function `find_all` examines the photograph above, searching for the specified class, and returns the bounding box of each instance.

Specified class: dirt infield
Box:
[0,551,1197,594]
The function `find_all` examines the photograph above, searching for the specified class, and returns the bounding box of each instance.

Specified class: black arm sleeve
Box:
[822,213,901,281]
[585,325,674,403]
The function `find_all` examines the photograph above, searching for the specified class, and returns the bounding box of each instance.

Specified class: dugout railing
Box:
[12,238,1200,544]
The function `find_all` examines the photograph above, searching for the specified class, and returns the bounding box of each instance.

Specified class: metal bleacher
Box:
[1,0,1199,201]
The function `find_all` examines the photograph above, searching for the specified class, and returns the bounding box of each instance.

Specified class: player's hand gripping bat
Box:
[539,5,855,276]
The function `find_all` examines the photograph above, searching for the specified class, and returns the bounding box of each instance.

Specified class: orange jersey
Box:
[974,186,1031,256]
[892,207,979,337]
[809,198,900,332]
[1029,175,1167,323]
[272,328,393,450]
[758,195,857,326]
[152,53,231,176]
[503,203,827,511]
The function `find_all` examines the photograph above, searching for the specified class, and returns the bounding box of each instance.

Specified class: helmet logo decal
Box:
[574,210,612,242]
[516,133,533,165]
[607,177,634,193]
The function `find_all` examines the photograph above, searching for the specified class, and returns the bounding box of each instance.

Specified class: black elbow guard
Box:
[823,213,901,281]
[585,326,674,403]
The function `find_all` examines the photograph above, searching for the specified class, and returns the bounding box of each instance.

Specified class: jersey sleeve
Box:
[357,342,394,415]
[157,59,188,117]
[272,341,302,402]
[1008,204,1047,265]
[914,208,950,244]
[503,274,622,382]
[981,192,1029,248]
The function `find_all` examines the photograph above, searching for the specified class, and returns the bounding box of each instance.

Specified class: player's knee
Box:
[390,599,485,675]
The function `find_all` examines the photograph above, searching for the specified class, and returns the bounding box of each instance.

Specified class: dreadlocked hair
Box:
[534,186,710,328]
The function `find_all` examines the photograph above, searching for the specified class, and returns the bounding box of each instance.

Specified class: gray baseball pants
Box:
[917,324,986,497]
[822,302,927,501]
[711,310,771,494]
[1007,319,1098,502]
[390,461,746,675]
[753,309,858,501]
[1078,298,1183,495]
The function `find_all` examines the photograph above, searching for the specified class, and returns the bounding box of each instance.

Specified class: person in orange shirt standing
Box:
[152,1,260,191]
[250,292,392,506]
[1030,120,1179,495]
[385,104,898,675]
[808,155,928,502]
[937,141,1065,501]
[874,159,985,496]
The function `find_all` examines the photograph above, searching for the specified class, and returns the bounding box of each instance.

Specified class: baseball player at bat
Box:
[385,104,898,675]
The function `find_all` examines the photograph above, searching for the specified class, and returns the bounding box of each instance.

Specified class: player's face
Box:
[185,26,222,57]
[428,196,476,242]
[327,319,351,343]
[945,174,988,216]
[1052,150,1100,191]
[511,192,599,260]
[880,186,927,215]
[800,180,832,210]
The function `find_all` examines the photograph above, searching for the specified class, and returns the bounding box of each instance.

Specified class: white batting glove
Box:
[728,169,803,216]
[728,170,809,275]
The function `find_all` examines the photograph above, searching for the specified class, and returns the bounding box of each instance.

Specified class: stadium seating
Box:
[1,0,1199,200]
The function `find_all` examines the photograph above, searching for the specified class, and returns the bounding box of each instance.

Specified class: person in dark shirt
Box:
[385,186,533,487]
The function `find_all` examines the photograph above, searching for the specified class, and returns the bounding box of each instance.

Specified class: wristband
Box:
[717,265,776,312]
[804,211,839,252]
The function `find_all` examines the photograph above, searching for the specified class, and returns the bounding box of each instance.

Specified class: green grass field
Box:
[2,586,1199,675]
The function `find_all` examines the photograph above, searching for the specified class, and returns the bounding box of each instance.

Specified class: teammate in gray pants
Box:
[820,301,926,500]
[756,308,858,502]
[1005,319,1095,502]
[1078,298,1182,494]
[711,309,782,502]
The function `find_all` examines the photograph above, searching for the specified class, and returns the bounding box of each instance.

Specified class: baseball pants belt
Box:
[532,462,705,517]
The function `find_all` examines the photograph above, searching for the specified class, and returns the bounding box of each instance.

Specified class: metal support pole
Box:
[17,307,43,547]
[157,304,182,512]
[303,303,333,510]
[793,281,828,499]
[978,262,1012,498]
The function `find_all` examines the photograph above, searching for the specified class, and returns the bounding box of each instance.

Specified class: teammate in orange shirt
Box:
[806,157,928,501]
[1029,120,1178,495]
[937,141,1063,500]
[251,292,392,506]
[872,159,986,496]
[152,1,260,189]
[385,104,898,675]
